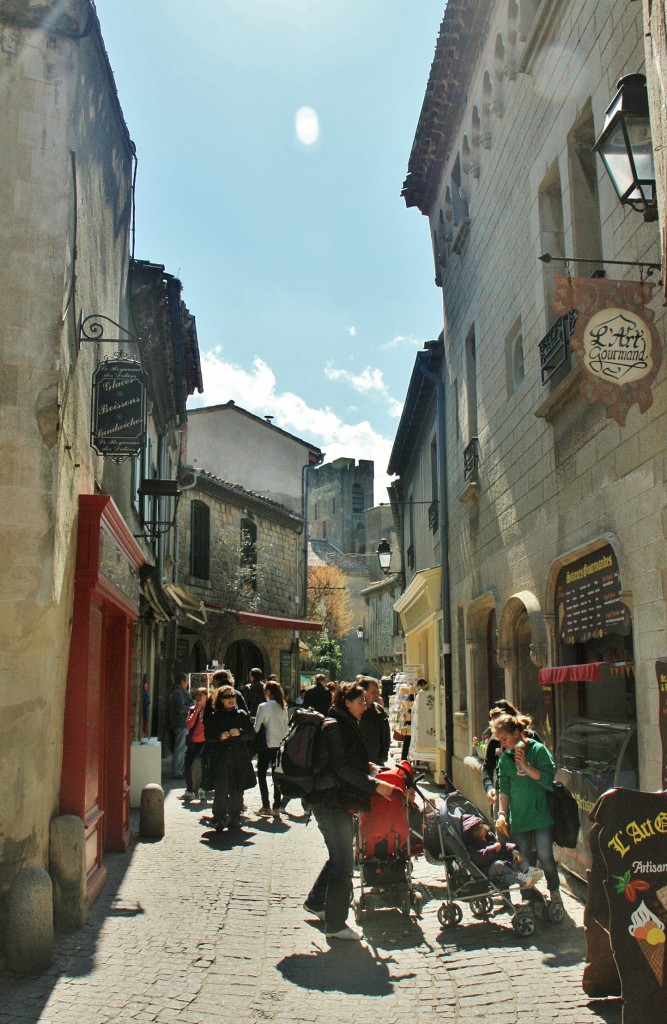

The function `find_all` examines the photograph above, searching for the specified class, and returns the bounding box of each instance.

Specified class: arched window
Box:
[240,518,258,590]
[190,501,210,580]
[352,484,364,513]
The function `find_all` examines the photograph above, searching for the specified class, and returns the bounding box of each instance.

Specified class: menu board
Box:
[657,660,667,790]
[583,789,667,1018]
[556,545,631,645]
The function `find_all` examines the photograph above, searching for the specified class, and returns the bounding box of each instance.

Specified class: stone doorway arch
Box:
[225,639,267,686]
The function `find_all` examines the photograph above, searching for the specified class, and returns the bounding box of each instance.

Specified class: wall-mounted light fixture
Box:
[356,624,364,639]
[377,538,392,575]
[593,74,658,222]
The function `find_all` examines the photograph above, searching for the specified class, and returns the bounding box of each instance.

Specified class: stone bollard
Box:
[6,866,53,975]
[140,783,165,838]
[50,814,87,931]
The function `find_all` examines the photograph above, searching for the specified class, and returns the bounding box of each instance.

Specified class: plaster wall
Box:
[0,1,134,916]
[420,0,666,788]
[186,405,317,514]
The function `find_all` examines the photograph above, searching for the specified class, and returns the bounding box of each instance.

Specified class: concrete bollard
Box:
[6,866,54,975]
[140,783,165,838]
[50,814,87,931]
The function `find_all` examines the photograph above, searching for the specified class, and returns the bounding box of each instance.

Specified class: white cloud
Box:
[324,362,403,418]
[382,334,422,350]
[192,351,397,503]
[295,106,319,145]
[348,326,356,337]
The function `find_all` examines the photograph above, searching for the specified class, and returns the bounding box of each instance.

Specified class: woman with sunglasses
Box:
[203,683,256,830]
[303,681,401,941]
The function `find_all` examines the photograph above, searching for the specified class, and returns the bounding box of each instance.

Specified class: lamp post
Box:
[377,538,392,576]
[593,74,657,222]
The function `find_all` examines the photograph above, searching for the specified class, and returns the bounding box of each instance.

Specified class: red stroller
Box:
[354,761,424,921]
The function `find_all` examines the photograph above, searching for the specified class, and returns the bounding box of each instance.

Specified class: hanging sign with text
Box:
[556,544,630,645]
[91,357,148,459]
[553,277,662,425]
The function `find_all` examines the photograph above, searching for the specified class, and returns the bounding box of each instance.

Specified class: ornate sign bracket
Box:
[79,311,147,353]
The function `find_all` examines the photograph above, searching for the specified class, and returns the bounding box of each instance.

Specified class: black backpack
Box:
[274,709,335,798]
[547,780,580,848]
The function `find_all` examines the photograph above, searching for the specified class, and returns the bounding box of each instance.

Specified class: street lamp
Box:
[377,538,392,575]
[356,624,364,639]
[593,74,657,222]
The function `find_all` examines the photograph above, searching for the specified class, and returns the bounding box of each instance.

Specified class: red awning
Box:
[234,610,323,633]
[538,663,607,685]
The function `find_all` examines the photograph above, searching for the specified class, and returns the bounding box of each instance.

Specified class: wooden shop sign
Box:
[91,357,148,460]
[584,788,667,1017]
[553,277,661,425]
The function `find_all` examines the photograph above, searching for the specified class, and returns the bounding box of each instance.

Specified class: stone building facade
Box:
[400,0,667,803]
[309,457,374,554]
[0,0,201,934]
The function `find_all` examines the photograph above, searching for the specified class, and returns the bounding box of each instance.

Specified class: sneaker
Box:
[303,902,325,921]
[518,866,544,889]
[258,806,272,816]
[326,925,361,941]
[183,790,195,800]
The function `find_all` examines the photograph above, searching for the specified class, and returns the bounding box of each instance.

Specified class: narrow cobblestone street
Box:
[0,774,623,1024]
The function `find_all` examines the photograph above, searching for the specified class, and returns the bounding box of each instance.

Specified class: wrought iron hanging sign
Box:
[91,356,148,461]
[552,276,662,425]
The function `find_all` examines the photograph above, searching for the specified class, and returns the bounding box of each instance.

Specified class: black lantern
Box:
[377,538,392,575]
[356,624,364,640]
[593,74,657,222]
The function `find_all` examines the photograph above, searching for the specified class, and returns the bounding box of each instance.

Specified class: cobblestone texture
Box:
[0,772,622,1024]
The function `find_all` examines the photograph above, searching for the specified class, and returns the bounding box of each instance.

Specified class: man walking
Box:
[359,676,391,765]
[170,672,190,778]
[244,667,266,718]
[302,672,331,716]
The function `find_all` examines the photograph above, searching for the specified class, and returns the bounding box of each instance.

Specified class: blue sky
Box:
[94,0,445,502]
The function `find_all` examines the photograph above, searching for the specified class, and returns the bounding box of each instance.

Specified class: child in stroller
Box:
[423,784,538,936]
[461,813,543,890]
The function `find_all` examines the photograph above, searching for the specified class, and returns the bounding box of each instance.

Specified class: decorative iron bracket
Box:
[79,311,147,352]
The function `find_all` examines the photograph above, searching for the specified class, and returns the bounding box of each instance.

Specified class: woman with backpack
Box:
[303,681,401,941]
[254,681,289,817]
[203,682,256,831]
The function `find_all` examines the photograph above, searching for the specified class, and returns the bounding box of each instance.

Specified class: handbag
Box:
[547,780,580,848]
[250,723,268,756]
[392,729,404,741]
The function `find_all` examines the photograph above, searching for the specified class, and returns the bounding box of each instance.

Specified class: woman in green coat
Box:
[493,711,562,906]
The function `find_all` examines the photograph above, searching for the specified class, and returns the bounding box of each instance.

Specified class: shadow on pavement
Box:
[277,940,413,994]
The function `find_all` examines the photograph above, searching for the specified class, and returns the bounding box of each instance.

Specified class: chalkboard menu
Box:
[657,660,667,790]
[584,789,667,1018]
[91,357,148,460]
[556,545,631,645]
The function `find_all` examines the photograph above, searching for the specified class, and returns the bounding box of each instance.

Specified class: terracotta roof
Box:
[401,0,493,214]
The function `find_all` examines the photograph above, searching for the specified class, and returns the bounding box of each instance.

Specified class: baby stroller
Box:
[354,761,424,921]
[423,781,538,937]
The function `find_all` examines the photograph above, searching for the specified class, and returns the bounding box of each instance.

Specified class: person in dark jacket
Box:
[203,683,256,830]
[211,669,250,715]
[358,676,391,765]
[302,672,331,716]
[243,667,266,718]
[303,681,401,941]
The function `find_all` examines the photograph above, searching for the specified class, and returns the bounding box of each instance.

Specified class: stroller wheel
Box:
[412,891,423,918]
[547,899,565,924]
[512,911,536,937]
[470,896,494,919]
[437,902,463,928]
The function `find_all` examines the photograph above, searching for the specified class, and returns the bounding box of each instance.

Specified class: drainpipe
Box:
[417,348,453,779]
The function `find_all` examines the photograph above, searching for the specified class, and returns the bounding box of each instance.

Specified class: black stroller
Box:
[423,783,550,937]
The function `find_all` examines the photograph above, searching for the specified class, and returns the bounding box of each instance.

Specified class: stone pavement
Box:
[0,776,622,1024]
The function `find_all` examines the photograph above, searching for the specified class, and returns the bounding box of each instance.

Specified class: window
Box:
[568,101,603,274]
[352,483,364,512]
[322,520,328,539]
[240,518,257,590]
[505,317,525,396]
[465,326,478,443]
[190,501,210,580]
[538,159,565,322]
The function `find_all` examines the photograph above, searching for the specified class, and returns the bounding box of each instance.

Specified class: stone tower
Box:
[309,458,374,556]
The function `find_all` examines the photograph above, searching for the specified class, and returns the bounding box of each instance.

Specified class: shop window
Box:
[190,501,210,580]
[240,518,257,590]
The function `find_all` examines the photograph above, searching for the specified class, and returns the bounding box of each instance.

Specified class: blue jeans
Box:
[512,826,560,892]
[172,727,187,775]
[307,806,355,933]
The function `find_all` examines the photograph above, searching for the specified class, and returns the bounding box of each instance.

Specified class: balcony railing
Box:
[463,437,480,480]
[428,499,439,532]
[539,309,578,385]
